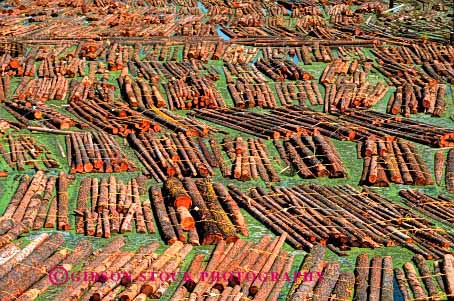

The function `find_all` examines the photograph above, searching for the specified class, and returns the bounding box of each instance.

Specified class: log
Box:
[329,272,355,301]
[380,256,394,301]
[57,172,70,230]
[434,150,445,185]
[353,253,369,301]
[312,262,341,301]
[150,186,177,244]
[404,262,427,300]
[394,267,411,301]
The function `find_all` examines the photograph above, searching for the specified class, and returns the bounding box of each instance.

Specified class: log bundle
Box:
[255,57,313,81]
[0,134,59,171]
[74,175,155,238]
[170,235,293,301]
[1,171,72,231]
[336,109,454,147]
[358,136,433,186]
[4,99,81,130]
[193,107,357,140]
[151,177,247,245]
[229,183,454,258]
[13,76,69,101]
[118,72,167,109]
[221,136,280,183]
[66,132,136,173]
[275,134,347,179]
[128,132,215,181]
[396,254,451,301]
[399,189,454,228]
[387,82,447,117]
[321,59,388,112]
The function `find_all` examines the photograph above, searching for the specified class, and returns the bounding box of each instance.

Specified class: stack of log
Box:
[106,43,134,71]
[387,82,447,117]
[0,134,59,171]
[128,132,216,181]
[1,171,71,231]
[151,177,247,245]
[36,55,86,78]
[13,76,69,101]
[327,4,363,26]
[0,75,10,102]
[170,235,293,301]
[255,57,313,81]
[68,97,160,136]
[193,107,356,141]
[274,134,347,179]
[0,233,95,301]
[399,189,454,228]
[66,132,136,173]
[118,72,166,109]
[358,136,433,186]
[74,175,155,238]
[228,183,454,258]
[435,149,454,192]
[142,44,179,61]
[220,136,280,182]
[321,59,388,112]
[295,15,327,31]
[5,99,80,130]
[48,238,191,301]
[395,254,451,301]
[336,109,454,147]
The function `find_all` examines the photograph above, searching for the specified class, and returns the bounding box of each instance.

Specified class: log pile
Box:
[434,148,454,192]
[399,189,454,228]
[151,178,247,245]
[118,71,166,109]
[229,183,454,258]
[255,57,313,81]
[275,134,347,179]
[66,132,136,174]
[261,45,335,64]
[321,59,388,112]
[358,136,433,186]
[74,175,155,238]
[1,171,72,232]
[387,83,447,117]
[170,235,293,301]
[221,136,280,182]
[0,134,59,171]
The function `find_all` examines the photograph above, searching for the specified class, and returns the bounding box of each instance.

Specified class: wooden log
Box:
[413,254,440,300]
[165,177,195,230]
[44,197,57,228]
[150,186,177,244]
[394,267,411,301]
[213,183,248,237]
[434,150,446,185]
[57,172,70,230]
[404,262,427,300]
[443,254,454,300]
[312,262,341,301]
[380,256,394,301]
[329,272,355,301]
[353,253,369,301]
[447,149,454,193]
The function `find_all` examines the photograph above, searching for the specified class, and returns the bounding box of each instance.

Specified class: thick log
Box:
[329,272,355,301]
[150,186,177,244]
[353,253,369,301]
[57,172,70,230]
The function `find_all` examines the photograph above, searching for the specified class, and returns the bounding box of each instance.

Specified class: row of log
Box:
[0,134,59,171]
[1,171,70,231]
[399,189,453,228]
[435,148,454,192]
[37,55,86,78]
[118,72,166,109]
[74,175,155,238]
[193,107,356,140]
[228,183,454,258]
[152,177,247,245]
[66,132,136,173]
[387,82,447,117]
[262,45,335,64]
[13,76,69,101]
[170,235,292,301]
[358,136,433,186]
[274,135,347,179]
[221,136,280,182]
[0,53,35,77]
[336,109,454,147]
